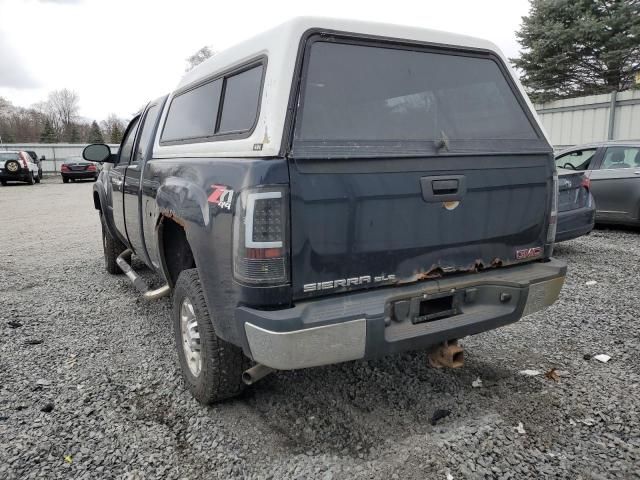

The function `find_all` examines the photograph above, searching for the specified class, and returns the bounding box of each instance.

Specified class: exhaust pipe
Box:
[242,364,275,385]
[428,340,464,369]
[116,249,171,301]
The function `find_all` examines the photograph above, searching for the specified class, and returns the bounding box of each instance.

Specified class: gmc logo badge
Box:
[516,247,542,260]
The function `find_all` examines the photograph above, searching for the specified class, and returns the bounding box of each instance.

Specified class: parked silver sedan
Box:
[555,141,640,226]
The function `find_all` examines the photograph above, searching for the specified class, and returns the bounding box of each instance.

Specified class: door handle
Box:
[634,171,640,175]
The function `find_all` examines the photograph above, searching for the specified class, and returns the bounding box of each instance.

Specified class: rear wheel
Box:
[62,177,69,184]
[35,174,41,184]
[100,213,126,274]
[26,172,35,185]
[173,268,249,404]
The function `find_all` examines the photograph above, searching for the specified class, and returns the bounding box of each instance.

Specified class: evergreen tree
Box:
[109,123,123,144]
[40,119,58,143]
[513,0,640,102]
[87,121,104,143]
[68,124,81,143]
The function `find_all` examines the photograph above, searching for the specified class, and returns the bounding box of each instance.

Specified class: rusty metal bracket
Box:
[428,340,464,369]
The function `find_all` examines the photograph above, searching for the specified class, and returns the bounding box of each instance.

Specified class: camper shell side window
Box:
[159,58,267,146]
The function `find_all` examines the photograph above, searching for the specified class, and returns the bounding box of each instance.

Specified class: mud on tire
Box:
[173,268,249,404]
[100,212,126,274]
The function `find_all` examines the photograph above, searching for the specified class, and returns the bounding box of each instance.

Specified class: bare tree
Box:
[48,88,79,131]
[185,46,214,72]
[101,114,126,144]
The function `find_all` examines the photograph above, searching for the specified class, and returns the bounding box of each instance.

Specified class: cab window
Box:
[555,148,597,171]
[118,117,140,165]
[134,105,160,163]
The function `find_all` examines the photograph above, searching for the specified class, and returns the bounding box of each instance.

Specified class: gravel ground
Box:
[1,177,639,479]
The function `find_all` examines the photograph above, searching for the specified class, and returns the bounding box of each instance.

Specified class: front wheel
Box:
[173,268,249,404]
[35,174,41,184]
[100,213,125,274]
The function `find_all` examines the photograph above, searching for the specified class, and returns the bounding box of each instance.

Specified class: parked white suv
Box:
[0,150,41,185]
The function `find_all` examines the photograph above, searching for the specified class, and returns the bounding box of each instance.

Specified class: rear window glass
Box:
[294,41,542,156]
[135,105,161,162]
[0,153,19,161]
[218,65,263,133]
[601,147,640,169]
[161,79,222,142]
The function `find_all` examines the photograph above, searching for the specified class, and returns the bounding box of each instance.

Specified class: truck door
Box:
[109,116,140,241]
[123,103,162,264]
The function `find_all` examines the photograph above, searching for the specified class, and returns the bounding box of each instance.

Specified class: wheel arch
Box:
[157,215,197,288]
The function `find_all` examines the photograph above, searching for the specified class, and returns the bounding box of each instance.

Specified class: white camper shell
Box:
[154,16,548,159]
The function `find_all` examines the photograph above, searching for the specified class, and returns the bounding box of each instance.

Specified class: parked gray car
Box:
[555,141,640,226]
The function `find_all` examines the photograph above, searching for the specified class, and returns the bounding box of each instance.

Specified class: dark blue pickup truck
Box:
[84,18,566,403]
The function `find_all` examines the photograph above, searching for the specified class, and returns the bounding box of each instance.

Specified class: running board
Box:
[116,249,170,301]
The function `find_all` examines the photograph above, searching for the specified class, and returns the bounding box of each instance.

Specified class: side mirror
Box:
[83,144,112,163]
[40,155,46,161]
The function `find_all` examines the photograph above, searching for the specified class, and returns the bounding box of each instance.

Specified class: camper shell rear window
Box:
[292,37,547,157]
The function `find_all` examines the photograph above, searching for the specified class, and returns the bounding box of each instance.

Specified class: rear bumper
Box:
[0,169,30,181]
[62,171,97,179]
[556,205,596,242]
[237,258,566,370]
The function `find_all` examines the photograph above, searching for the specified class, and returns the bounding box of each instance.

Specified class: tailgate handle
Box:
[421,175,466,203]
[432,179,459,194]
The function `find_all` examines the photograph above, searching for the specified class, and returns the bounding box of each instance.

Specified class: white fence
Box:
[534,89,640,149]
[3,92,640,163]
[0,143,119,173]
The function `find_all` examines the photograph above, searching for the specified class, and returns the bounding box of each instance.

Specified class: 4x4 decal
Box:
[208,185,234,211]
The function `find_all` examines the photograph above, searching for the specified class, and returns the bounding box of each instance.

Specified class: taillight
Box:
[61,164,69,171]
[87,164,97,172]
[233,186,289,285]
[581,176,590,190]
[547,172,558,246]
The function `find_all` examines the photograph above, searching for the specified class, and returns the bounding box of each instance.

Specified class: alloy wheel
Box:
[180,297,202,377]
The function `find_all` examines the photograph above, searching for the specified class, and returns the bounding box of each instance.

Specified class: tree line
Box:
[513,0,640,103]
[0,89,126,144]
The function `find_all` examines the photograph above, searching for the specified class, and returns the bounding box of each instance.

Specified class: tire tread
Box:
[173,269,249,403]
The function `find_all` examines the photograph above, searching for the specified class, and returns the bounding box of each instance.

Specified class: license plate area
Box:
[416,294,456,323]
[391,291,463,325]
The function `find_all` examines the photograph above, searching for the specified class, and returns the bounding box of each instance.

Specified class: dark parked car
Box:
[83,18,566,404]
[555,168,595,242]
[60,157,98,183]
[555,141,640,226]
[25,150,44,179]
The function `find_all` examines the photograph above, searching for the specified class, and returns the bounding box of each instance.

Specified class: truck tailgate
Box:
[289,154,553,299]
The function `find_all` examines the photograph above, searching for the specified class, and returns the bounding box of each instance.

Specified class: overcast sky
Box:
[0,0,531,122]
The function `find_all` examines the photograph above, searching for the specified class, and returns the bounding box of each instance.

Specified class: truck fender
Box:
[93,180,120,242]
[156,177,211,229]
